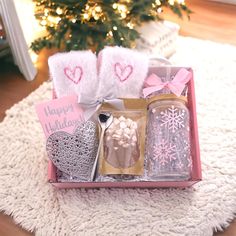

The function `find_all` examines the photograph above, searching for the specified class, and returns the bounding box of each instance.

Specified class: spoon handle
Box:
[91,128,105,181]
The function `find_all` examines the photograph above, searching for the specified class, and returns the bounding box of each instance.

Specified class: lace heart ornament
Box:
[46,121,98,181]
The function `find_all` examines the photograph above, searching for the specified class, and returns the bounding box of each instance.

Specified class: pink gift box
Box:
[48,66,201,188]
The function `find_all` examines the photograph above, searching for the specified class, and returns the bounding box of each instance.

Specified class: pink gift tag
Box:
[36,95,84,138]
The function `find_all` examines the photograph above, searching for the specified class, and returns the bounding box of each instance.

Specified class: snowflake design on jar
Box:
[176,161,184,170]
[160,105,185,133]
[187,155,193,170]
[153,139,176,166]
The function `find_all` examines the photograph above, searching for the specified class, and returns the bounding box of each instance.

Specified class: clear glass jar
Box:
[146,94,192,181]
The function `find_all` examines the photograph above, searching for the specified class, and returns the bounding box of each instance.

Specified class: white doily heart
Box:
[46,121,98,181]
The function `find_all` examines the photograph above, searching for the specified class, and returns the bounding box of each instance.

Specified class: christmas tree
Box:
[31,0,191,53]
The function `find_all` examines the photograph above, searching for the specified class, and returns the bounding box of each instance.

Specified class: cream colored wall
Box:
[13,0,46,46]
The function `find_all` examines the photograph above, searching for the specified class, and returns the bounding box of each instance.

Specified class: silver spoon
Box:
[90,113,113,181]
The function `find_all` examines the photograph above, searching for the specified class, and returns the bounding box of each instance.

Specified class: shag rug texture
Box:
[0,37,236,236]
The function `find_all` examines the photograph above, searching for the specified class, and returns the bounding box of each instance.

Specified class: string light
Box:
[83,13,90,20]
[92,9,100,20]
[113,3,118,9]
[38,0,185,28]
[40,20,47,26]
[118,4,128,19]
[81,4,103,22]
[95,6,102,12]
[127,22,134,29]
[48,16,61,24]
[93,14,99,20]
[33,0,189,53]
[157,7,162,13]
[121,12,126,19]
[117,4,126,12]
[107,31,113,37]
[112,3,128,19]
[56,7,63,15]
[44,9,49,16]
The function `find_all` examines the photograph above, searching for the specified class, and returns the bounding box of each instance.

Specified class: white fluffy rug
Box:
[0,37,236,236]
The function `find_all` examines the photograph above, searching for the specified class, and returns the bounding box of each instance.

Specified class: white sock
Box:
[48,50,98,98]
[97,46,149,98]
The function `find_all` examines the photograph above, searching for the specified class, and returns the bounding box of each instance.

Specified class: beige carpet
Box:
[0,37,236,236]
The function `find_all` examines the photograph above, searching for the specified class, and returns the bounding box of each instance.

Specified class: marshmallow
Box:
[120,122,127,129]
[105,115,138,148]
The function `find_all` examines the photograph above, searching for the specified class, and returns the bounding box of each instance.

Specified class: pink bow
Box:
[143,68,191,98]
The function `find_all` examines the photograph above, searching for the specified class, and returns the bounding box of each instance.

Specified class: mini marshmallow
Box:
[119,116,126,121]
[116,129,123,135]
[97,46,149,98]
[131,122,138,129]
[118,140,124,146]
[124,128,130,134]
[114,118,120,125]
[48,50,98,98]
[105,115,138,149]
[106,129,113,135]
[130,129,136,135]
[120,122,127,129]
[126,118,132,127]
[112,134,120,139]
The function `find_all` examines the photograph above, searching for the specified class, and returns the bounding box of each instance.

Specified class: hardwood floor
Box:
[0,0,236,235]
[0,48,56,122]
[164,0,236,46]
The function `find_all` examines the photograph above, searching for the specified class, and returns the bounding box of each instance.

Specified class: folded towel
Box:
[97,46,149,98]
[48,50,98,98]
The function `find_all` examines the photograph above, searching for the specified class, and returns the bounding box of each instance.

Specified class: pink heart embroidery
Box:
[114,63,133,82]
[64,66,83,84]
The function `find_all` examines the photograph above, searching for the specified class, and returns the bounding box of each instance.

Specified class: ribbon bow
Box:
[78,92,124,121]
[143,68,191,98]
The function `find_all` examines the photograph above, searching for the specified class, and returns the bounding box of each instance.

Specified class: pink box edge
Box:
[47,66,202,188]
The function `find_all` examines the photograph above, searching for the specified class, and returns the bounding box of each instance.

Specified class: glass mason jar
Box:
[145,94,192,181]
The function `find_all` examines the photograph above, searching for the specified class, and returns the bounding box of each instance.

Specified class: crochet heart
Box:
[114,63,133,82]
[46,121,98,180]
[64,66,83,84]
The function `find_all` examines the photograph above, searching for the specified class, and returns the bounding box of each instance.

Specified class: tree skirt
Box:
[0,37,236,236]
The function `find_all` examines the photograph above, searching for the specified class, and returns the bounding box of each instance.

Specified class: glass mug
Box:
[145,94,192,181]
